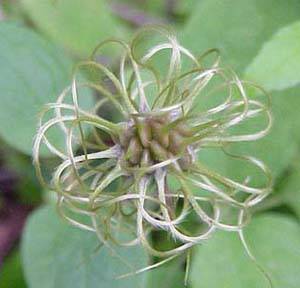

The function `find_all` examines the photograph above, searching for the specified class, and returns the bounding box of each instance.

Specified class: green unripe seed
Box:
[151,121,170,148]
[125,136,143,165]
[136,119,152,148]
[149,140,169,162]
[169,130,185,155]
[118,112,194,170]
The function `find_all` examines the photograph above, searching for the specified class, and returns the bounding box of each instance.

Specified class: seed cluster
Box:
[33,26,272,275]
[119,115,194,170]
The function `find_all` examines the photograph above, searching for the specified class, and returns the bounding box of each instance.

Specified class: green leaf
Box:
[190,214,300,288]
[0,22,71,155]
[194,85,300,186]
[174,0,199,17]
[21,206,148,288]
[223,85,300,181]
[21,0,124,56]
[245,21,300,91]
[251,86,300,178]
[278,160,300,218]
[146,257,185,288]
[180,0,300,182]
[1,0,24,20]
[181,0,300,73]
[0,250,27,288]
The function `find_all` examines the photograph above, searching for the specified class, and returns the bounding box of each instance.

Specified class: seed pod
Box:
[119,125,135,148]
[151,121,169,148]
[125,137,143,165]
[169,130,185,155]
[154,114,169,124]
[141,149,153,167]
[176,123,193,137]
[136,119,152,148]
[178,151,192,171]
[149,140,169,162]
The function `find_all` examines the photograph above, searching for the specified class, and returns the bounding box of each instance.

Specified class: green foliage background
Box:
[0,1,300,287]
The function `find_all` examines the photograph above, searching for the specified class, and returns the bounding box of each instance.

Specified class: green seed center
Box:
[118,114,194,170]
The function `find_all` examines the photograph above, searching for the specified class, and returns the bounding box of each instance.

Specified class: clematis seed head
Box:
[118,113,194,170]
[33,26,272,273]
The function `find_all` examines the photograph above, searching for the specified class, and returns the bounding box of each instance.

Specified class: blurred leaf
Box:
[181,0,300,73]
[21,0,124,56]
[21,206,147,288]
[252,86,300,178]
[220,85,300,181]
[8,153,42,204]
[278,160,300,218]
[0,22,72,155]
[1,0,24,20]
[190,214,300,288]
[174,0,199,18]
[146,257,185,288]
[140,0,165,17]
[180,0,300,182]
[246,21,300,91]
[113,0,165,18]
[0,249,27,288]
[195,85,300,186]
